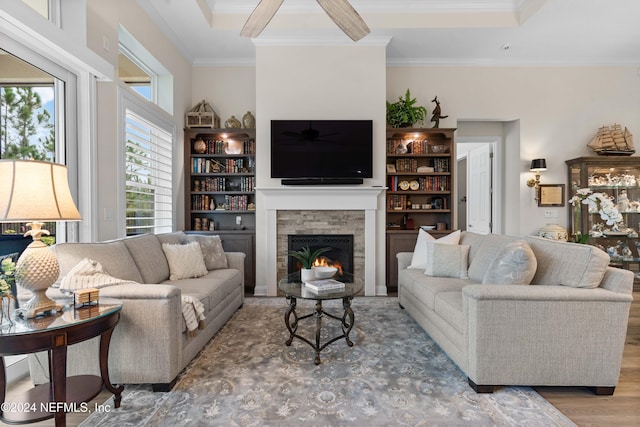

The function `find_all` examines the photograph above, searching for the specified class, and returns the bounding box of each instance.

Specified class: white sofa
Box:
[28,231,244,391]
[397,231,634,394]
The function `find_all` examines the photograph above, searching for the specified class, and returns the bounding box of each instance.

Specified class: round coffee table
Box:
[278,271,362,364]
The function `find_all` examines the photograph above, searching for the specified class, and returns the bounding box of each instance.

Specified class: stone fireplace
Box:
[278,212,363,289]
[287,234,354,278]
[257,186,385,296]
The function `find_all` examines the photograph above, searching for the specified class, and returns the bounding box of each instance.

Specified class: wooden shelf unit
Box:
[184,128,256,291]
[386,127,456,292]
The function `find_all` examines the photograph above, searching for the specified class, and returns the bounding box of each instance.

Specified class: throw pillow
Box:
[183,235,228,270]
[162,242,208,281]
[408,229,461,270]
[60,258,138,291]
[482,240,537,285]
[424,242,470,279]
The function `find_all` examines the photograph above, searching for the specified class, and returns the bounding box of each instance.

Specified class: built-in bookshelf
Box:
[386,128,455,232]
[184,128,256,231]
[385,127,456,292]
[184,128,256,290]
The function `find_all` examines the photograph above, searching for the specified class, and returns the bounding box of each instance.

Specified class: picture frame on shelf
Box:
[538,184,565,207]
[387,164,396,173]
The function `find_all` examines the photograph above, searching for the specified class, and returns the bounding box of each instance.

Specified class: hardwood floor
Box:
[2,292,639,427]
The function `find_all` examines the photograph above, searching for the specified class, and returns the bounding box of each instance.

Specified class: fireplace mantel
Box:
[258,186,384,210]
[257,186,386,296]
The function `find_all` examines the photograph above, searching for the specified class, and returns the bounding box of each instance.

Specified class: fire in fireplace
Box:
[288,234,354,279]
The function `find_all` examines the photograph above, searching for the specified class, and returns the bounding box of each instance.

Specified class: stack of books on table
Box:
[304,279,345,293]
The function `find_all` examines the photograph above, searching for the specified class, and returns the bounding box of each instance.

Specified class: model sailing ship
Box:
[587,124,635,155]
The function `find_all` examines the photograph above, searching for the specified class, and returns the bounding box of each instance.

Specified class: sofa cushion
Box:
[157,231,187,245]
[467,234,522,283]
[183,235,228,270]
[123,234,170,284]
[166,268,243,317]
[162,242,208,281]
[434,291,464,334]
[425,243,470,279]
[482,240,537,286]
[409,229,461,270]
[401,270,470,310]
[459,231,487,267]
[53,241,144,283]
[524,236,609,288]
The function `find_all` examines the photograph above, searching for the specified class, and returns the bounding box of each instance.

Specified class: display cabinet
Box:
[566,156,640,288]
[385,128,455,292]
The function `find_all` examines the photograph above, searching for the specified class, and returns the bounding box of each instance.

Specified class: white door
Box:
[467,144,492,234]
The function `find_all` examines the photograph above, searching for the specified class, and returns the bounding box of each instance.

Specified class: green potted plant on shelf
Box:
[288,246,331,282]
[386,89,428,128]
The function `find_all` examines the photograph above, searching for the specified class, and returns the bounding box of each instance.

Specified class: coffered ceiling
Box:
[138,0,640,66]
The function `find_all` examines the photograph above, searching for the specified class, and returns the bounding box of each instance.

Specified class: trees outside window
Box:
[1,86,55,161]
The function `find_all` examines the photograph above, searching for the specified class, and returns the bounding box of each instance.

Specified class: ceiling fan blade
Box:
[316,0,370,42]
[240,0,285,38]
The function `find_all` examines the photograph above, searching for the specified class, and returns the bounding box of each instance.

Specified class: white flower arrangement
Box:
[569,188,624,230]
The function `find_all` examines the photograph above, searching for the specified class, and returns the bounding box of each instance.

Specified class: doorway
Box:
[456,138,502,234]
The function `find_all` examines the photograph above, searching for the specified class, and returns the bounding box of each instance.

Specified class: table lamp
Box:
[0,160,81,318]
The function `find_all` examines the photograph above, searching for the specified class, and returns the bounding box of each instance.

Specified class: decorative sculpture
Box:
[430,96,448,128]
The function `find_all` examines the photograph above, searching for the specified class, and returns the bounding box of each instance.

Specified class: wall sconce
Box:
[526,158,547,200]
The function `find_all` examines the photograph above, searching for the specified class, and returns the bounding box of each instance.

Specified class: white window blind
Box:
[125,109,172,235]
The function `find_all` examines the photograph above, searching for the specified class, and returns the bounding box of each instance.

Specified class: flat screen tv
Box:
[271,120,373,185]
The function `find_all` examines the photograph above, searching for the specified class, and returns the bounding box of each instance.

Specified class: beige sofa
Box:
[28,231,244,391]
[397,231,634,394]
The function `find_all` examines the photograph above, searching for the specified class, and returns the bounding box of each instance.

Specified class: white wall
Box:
[253,44,387,294]
[86,0,193,240]
[388,66,640,236]
[192,66,256,129]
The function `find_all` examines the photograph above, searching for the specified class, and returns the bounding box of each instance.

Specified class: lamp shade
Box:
[529,158,547,172]
[0,160,81,222]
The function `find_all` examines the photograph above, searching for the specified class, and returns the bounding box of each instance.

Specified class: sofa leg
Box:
[468,378,495,393]
[152,378,177,392]
[591,386,615,396]
[399,303,404,309]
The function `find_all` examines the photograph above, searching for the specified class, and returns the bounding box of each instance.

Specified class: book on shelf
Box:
[304,279,345,293]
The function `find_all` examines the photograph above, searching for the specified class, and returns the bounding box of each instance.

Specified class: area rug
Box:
[81,297,575,426]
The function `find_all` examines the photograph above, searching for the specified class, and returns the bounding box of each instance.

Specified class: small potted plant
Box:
[386,89,428,128]
[288,246,331,282]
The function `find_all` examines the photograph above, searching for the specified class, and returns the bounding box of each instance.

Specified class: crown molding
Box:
[210,0,528,14]
[252,35,391,47]
[386,57,640,67]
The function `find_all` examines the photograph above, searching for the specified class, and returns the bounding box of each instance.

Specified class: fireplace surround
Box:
[257,186,386,296]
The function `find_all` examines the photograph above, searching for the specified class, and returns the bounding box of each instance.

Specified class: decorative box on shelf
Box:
[186,99,220,129]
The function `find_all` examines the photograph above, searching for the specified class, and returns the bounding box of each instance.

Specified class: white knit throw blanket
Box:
[60,258,206,335]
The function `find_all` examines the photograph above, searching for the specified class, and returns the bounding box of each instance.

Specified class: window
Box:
[124,107,173,236]
[118,26,174,236]
[119,48,153,102]
[0,46,71,242]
